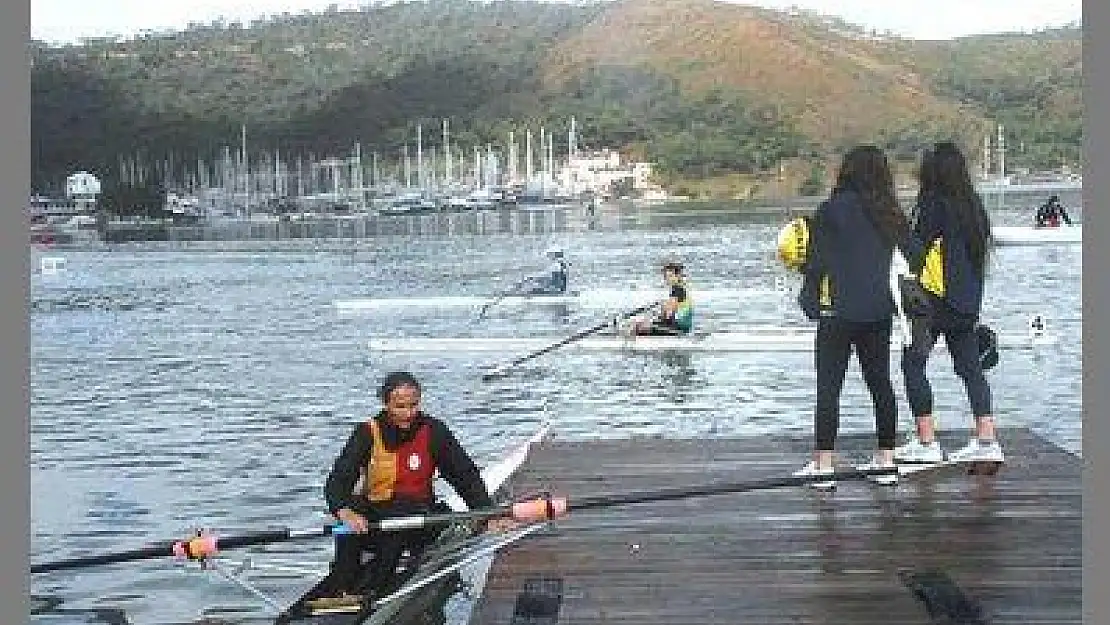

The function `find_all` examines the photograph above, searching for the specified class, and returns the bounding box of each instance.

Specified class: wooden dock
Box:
[470,427,1081,625]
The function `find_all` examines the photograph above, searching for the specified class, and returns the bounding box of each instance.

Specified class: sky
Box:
[30,0,1083,45]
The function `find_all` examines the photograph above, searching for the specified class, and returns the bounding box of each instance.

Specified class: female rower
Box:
[321,371,513,602]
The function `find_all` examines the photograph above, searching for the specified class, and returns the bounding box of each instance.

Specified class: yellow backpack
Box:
[919,237,945,298]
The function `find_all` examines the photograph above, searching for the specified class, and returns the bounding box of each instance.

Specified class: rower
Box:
[630,258,694,336]
[1035,195,1072,227]
[320,371,514,604]
[520,248,569,295]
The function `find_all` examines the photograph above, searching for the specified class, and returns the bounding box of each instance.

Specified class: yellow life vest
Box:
[364,419,396,502]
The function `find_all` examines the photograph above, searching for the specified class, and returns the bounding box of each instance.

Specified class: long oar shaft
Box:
[31,467,897,575]
[482,300,659,380]
[29,509,509,575]
[569,467,893,512]
[30,527,330,574]
[477,277,528,320]
[505,466,899,522]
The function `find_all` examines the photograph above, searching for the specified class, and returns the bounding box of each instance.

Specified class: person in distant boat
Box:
[1035,195,1072,227]
[321,372,514,603]
[520,248,569,295]
[895,142,1003,467]
[629,259,694,336]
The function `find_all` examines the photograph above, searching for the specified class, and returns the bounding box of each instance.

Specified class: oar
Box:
[31,465,899,574]
[474,277,529,322]
[29,513,495,575]
[480,300,660,381]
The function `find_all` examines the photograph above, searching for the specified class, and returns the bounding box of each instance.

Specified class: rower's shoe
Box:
[948,438,1005,464]
[893,437,945,464]
[793,461,836,491]
[854,459,899,485]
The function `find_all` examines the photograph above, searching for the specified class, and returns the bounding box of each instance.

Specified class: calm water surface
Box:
[29,201,1082,624]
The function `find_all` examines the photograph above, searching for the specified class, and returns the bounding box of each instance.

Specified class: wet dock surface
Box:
[472,427,1081,624]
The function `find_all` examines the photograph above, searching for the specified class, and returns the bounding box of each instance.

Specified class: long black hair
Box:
[831,145,909,248]
[916,141,992,276]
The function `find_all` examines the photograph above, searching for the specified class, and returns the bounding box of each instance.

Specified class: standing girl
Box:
[895,141,1003,467]
[790,145,912,490]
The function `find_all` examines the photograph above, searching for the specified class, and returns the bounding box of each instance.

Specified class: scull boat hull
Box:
[993,225,1082,246]
[273,422,550,624]
[367,329,1057,354]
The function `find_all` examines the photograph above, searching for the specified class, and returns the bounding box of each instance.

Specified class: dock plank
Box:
[470,428,1081,625]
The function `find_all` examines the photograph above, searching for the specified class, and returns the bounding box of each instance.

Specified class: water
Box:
[29,200,1082,624]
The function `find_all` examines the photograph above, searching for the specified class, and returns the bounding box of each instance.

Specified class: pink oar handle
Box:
[172,535,219,559]
[510,497,569,522]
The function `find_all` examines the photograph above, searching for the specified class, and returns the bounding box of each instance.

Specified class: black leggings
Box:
[329,499,448,596]
[901,313,992,418]
[814,318,897,451]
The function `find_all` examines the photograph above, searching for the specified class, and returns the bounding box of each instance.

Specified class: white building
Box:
[65,171,101,199]
[558,149,659,197]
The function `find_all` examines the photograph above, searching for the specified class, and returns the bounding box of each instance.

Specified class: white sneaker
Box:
[793,461,836,490]
[893,437,945,464]
[948,438,1005,464]
[855,459,899,485]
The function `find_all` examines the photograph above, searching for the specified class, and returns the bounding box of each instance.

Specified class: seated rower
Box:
[519,248,569,296]
[629,259,694,336]
[1035,195,1073,227]
[319,371,514,604]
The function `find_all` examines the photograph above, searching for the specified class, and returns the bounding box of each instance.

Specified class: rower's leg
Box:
[354,532,408,598]
[328,533,373,596]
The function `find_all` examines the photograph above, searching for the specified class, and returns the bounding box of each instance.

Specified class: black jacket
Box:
[798,189,917,323]
[324,412,494,515]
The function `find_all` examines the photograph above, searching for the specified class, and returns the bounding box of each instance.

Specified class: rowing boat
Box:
[367,327,1057,354]
[334,288,759,312]
[273,422,551,624]
[993,224,1082,246]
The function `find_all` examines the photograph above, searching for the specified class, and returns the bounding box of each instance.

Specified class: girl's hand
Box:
[336,508,370,533]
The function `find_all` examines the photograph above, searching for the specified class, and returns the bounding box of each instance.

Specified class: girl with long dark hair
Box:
[895,141,1003,466]
[793,145,911,490]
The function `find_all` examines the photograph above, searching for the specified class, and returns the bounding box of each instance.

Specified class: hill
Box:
[29,0,1082,197]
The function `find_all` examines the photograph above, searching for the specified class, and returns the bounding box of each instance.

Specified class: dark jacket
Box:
[798,189,915,323]
[911,193,985,318]
[324,412,494,515]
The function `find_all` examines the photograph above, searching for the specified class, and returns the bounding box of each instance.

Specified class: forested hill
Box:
[29,0,1082,193]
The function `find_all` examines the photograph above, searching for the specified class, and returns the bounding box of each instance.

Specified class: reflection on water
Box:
[30,200,1081,623]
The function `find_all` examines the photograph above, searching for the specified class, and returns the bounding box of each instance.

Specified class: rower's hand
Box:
[483,517,520,534]
[336,508,370,533]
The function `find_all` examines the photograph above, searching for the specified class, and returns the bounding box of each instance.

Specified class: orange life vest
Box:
[363,418,436,504]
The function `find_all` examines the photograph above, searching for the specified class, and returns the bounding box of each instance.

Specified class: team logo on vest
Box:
[407,453,421,471]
